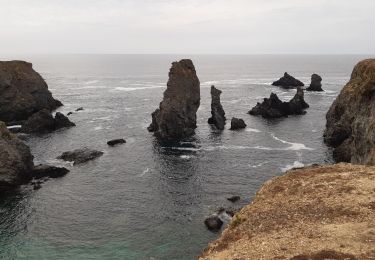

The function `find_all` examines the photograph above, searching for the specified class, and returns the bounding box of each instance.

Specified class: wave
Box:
[114,86,164,91]
[249,161,268,168]
[271,134,314,151]
[180,155,192,160]
[281,161,305,172]
[246,128,261,133]
[84,80,99,85]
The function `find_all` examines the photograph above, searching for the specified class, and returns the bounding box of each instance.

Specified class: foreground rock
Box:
[306,73,323,91]
[21,109,75,134]
[32,165,69,179]
[204,216,223,232]
[272,72,304,89]
[208,86,226,130]
[324,59,375,164]
[0,122,34,188]
[200,164,375,259]
[148,59,200,140]
[249,87,309,118]
[107,139,126,146]
[0,60,62,123]
[57,148,104,165]
[229,118,246,130]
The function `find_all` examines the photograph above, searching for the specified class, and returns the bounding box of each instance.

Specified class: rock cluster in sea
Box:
[208,85,226,130]
[272,72,304,89]
[306,74,323,91]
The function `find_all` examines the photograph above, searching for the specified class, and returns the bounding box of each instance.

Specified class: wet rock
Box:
[204,216,223,232]
[0,60,62,123]
[107,139,126,146]
[32,164,69,179]
[67,112,73,116]
[227,196,241,203]
[306,74,323,91]
[75,107,84,112]
[272,72,304,89]
[57,148,104,165]
[33,183,42,190]
[54,112,76,129]
[148,59,200,140]
[208,86,226,130]
[229,118,246,130]
[249,87,309,118]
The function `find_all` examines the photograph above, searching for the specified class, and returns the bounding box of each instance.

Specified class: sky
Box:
[0,0,374,54]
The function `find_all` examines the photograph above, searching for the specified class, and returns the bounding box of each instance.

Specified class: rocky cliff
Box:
[0,60,62,123]
[208,85,226,130]
[200,164,375,259]
[148,59,200,140]
[324,59,375,164]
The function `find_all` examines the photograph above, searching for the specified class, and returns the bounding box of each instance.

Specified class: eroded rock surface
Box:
[57,148,104,165]
[208,85,226,130]
[306,73,323,91]
[272,72,304,89]
[229,118,246,130]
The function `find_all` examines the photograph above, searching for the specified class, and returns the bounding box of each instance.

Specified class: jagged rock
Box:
[272,72,304,89]
[148,59,200,140]
[204,216,223,232]
[57,148,104,165]
[107,139,126,146]
[306,74,323,91]
[0,121,34,188]
[0,60,62,123]
[21,109,75,134]
[67,112,73,116]
[76,107,84,112]
[249,87,309,118]
[230,118,246,130]
[208,85,226,130]
[32,164,69,179]
[227,196,241,203]
[324,59,375,164]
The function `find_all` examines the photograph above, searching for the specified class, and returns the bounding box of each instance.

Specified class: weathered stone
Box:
[229,118,247,130]
[306,74,323,91]
[272,72,304,89]
[57,148,104,165]
[208,85,226,130]
[204,215,223,232]
[107,139,126,146]
[32,164,69,179]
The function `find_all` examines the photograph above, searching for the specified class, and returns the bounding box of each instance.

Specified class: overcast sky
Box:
[0,0,374,54]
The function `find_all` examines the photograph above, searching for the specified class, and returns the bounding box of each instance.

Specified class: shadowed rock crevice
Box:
[208,85,226,130]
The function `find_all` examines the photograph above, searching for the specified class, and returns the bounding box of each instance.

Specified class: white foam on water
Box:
[180,155,192,160]
[249,161,269,168]
[85,80,99,85]
[281,161,305,172]
[139,168,150,177]
[7,125,22,129]
[74,85,107,90]
[271,134,314,151]
[114,86,164,91]
[246,128,261,133]
[94,126,103,131]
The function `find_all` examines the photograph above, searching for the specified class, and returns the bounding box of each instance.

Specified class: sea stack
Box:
[272,72,304,89]
[324,59,375,164]
[148,59,200,140]
[0,61,62,124]
[306,74,323,91]
[208,85,226,130]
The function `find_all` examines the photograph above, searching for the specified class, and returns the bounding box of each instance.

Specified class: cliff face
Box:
[0,60,62,123]
[324,59,375,164]
[200,164,375,259]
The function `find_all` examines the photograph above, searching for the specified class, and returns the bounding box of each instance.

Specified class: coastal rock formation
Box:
[21,109,75,134]
[0,60,62,123]
[32,165,69,179]
[0,122,34,188]
[200,164,375,259]
[204,216,223,232]
[324,59,375,164]
[272,72,304,89]
[249,87,309,118]
[148,59,200,140]
[107,138,126,146]
[229,118,246,130]
[57,148,104,165]
[306,74,323,91]
[208,85,226,130]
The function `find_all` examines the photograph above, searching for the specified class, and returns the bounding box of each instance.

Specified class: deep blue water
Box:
[0,54,370,259]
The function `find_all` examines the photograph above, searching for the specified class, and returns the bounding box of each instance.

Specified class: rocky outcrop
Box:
[21,109,75,134]
[229,118,246,130]
[107,139,126,146]
[57,148,104,165]
[32,165,69,179]
[272,72,304,89]
[148,59,200,140]
[0,122,34,188]
[200,164,375,259]
[306,74,323,91]
[0,60,62,123]
[208,85,226,130]
[324,59,375,164]
[249,87,309,118]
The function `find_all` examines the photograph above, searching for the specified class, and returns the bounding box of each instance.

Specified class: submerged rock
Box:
[148,59,200,140]
[272,72,304,89]
[107,138,126,146]
[32,164,69,179]
[249,87,309,118]
[0,60,62,123]
[57,148,104,165]
[229,118,246,130]
[227,196,241,203]
[208,85,226,130]
[76,107,84,112]
[306,74,323,91]
[324,59,375,164]
[204,216,223,232]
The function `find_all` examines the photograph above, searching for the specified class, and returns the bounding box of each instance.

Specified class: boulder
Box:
[0,121,34,188]
[75,107,84,112]
[148,59,200,140]
[227,196,241,203]
[0,60,62,123]
[107,138,126,146]
[306,74,323,91]
[324,59,375,165]
[208,85,226,130]
[57,148,104,165]
[204,216,223,232]
[272,72,304,89]
[32,164,69,179]
[249,87,309,118]
[230,118,247,130]
[54,112,76,129]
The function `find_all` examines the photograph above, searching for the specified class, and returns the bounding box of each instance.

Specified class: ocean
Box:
[0,54,369,259]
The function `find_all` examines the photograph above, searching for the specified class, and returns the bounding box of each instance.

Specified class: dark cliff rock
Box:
[0,122,34,188]
[306,74,323,91]
[229,118,246,130]
[32,165,69,179]
[0,60,62,123]
[57,148,104,165]
[249,87,309,118]
[324,59,375,164]
[208,86,226,130]
[272,72,304,89]
[148,59,200,140]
